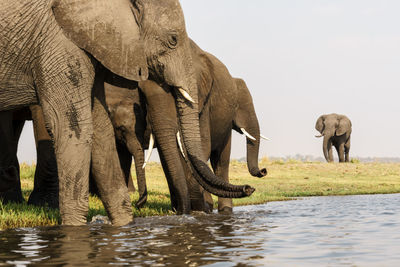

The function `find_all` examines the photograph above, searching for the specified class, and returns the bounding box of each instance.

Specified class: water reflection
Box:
[1,194,400,266]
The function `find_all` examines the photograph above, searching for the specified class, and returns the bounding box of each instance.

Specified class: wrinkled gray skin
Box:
[315,113,352,162]
[0,0,253,225]
[138,40,266,213]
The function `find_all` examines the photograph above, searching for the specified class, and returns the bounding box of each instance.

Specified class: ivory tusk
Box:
[142,133,155,169]
[176,131,186,158]
[240,128,256,141]
[178,88,195,103]
[260,134,270,141]
[315,134,324,138]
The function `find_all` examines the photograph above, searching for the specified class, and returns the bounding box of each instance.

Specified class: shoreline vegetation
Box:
[1,159,400,230]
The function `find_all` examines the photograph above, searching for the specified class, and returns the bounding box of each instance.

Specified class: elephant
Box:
[138,40,267,213]
[102,82,149,210]
[315,113,352,163]
[1,0,253,225]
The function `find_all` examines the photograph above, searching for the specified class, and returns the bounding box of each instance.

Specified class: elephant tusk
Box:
[241,128,256,141]
[178,88,195,103]
[315,134,324,138]
[176,131,186,158]
[142,133,155,169]
[260,134,270,141]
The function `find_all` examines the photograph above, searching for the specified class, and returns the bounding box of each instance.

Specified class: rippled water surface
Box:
[1,194,400,266]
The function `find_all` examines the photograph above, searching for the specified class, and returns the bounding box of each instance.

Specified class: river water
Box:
[1,194,399,266]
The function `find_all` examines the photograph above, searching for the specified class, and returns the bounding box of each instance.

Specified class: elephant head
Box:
[315,113,352,162]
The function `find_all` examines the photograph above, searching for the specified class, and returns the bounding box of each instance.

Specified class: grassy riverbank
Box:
[1,160,400,230]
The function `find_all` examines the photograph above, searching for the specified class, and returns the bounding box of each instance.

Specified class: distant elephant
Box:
[315,113,352,162]
[138,40,267,213]
[1,0,254,225]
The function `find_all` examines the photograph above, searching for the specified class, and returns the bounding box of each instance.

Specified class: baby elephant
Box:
[315,113,352,162]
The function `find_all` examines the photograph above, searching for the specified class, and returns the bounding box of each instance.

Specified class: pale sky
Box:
[17,0,400,163]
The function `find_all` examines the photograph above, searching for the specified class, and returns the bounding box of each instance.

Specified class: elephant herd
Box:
[0,0,352,226]
[0,0,268,226]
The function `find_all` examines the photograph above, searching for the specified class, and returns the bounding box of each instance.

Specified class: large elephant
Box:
[138,40,267,213]
[315,113,352,162]
[0,0,252,225]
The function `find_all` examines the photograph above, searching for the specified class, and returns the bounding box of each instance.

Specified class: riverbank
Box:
[1,160,400,230]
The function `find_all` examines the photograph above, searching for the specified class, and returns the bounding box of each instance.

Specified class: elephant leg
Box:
[37,77,93,225]
[181,154,212,213]
[91,97,133,226]
[345,136,351,162]
[0,112,24,203]
[34,35,99,225]
[28,105,59,208]
[211,134,233,214]
[159,154,179,212]
[144,85,190,214]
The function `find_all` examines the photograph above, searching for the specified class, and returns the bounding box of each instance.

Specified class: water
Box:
[1,194,400,266]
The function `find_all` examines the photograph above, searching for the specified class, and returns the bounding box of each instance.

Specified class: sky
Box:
[17,0,400,163]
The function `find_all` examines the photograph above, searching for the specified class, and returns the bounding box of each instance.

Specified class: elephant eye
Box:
[167,34,178,48]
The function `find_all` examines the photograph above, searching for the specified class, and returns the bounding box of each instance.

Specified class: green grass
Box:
[1,160,400,230]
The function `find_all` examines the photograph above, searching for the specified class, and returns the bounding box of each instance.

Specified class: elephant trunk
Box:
[176,95,254,197]
[323,134,333,162]
[125,139,147,209]
[140,80,255,198]
[245,124,267,178]
[142,84,191,213]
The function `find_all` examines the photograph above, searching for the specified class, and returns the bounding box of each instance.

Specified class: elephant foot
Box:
[0,189,24,205]
[218,206,233,214]
[110,217,134,227]
[204,201,214,213]
[28,190,59,209]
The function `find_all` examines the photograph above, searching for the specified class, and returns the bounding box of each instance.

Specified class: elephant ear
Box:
[52,0,148,81]
[315,115,325,133]
[336,116,351,136]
